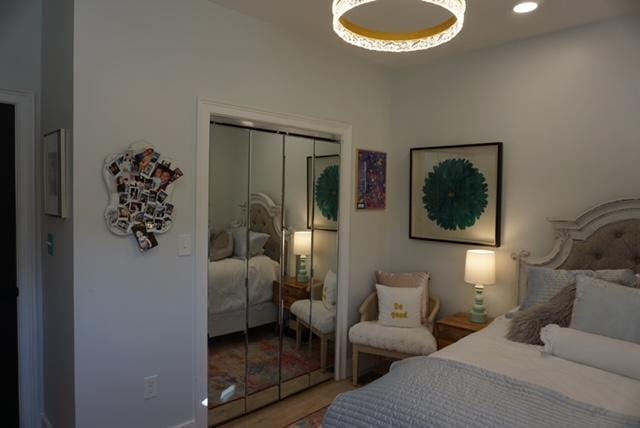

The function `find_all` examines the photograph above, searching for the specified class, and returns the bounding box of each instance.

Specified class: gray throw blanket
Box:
[324,357,640,428]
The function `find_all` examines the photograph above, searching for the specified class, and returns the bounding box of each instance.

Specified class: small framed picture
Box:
[356,149,386,210]
[43,129,69,218]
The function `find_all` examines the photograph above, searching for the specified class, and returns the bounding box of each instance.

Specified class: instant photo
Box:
[132,223,158,252]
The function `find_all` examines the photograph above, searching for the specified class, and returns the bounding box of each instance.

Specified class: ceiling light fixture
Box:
[513,2,538,14]
[332,0,466,53]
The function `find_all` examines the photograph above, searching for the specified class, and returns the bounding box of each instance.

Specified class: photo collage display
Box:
[105,145,183,251]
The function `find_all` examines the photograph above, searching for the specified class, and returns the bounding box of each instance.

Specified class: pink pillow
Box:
[376,271,430,324]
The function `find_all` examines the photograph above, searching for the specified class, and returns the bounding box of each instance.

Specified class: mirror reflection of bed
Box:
[208,124,340,425]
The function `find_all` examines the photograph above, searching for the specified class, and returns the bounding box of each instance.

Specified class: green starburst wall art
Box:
[410,143,502,247]
[422,158,488,231]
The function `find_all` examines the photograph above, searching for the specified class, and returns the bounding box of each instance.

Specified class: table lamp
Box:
[293,231,312,283]
[464,249,495,323]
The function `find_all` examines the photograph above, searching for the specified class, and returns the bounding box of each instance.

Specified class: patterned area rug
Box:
[209,328,321,407]
[287,406,328,428]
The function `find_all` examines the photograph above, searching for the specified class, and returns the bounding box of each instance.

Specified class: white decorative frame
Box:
[511,198,640,304]
[103,141,180,237]
[195,98,353,428]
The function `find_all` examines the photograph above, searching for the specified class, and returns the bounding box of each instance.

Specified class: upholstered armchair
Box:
[350,290,440,385]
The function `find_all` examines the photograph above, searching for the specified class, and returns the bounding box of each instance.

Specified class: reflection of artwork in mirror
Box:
[43,129,68,218]
[356,149,386,210]
[307,155,339,231]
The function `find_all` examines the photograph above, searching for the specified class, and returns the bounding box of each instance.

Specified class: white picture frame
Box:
[43,129,68,218]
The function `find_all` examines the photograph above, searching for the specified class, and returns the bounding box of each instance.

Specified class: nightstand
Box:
[435,312,493,349]
[273,277,322,310]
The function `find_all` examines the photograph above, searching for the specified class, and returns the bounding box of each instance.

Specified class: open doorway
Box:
[1,101,19,427]
[0,89,39,428]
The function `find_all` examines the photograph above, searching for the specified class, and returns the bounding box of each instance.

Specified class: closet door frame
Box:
[195,98,352,427]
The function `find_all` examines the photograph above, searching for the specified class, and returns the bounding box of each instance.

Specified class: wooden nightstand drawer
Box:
[273,277,322,310]
[436,324,474,343]
[284,285,307,299]
[435,312,493,350]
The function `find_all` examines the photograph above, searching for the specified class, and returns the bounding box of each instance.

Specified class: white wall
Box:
[0,0,41,93]
[209,125,248,231]
[41,0,76,426]
[73,0,390,426]
[388,15,640,318]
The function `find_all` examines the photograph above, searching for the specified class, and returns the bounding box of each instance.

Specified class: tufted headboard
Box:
[247,192,286,264]
[512,198,640,303]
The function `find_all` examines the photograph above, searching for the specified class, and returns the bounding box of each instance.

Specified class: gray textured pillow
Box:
[507,283,576,345]
[519,268,636,312]
[209,229,233,261]
[571,275,640,344]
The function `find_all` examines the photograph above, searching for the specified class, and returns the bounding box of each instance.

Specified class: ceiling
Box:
[210,0,640,68]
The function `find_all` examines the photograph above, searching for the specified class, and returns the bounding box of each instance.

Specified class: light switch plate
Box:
[178,234,191,256]
[143,375,158,400]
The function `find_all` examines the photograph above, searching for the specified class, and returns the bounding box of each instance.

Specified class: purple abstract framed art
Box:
[356,149,386,210]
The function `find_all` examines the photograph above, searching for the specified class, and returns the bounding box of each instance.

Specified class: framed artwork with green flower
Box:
[307,155,340,231]
[410,143,502,247]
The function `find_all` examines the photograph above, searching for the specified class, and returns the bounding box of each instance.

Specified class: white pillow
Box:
[229,227,270,258]
[541,324,640,381]
[322,270,338,310]
[376,284,423,328]
[571,275,640,344]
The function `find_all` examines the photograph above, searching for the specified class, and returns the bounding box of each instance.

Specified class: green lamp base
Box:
[470,284,488,324]
[296,255,309,283]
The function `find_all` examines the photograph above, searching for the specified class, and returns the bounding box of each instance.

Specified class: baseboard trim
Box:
[41,413,54,428]
[172,420,195,428]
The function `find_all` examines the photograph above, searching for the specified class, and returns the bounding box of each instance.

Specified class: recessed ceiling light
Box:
[513,2,538,14]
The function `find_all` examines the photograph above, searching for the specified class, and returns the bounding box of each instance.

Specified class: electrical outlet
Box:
[143,375,158,400]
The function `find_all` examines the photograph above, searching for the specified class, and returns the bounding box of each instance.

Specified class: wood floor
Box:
[218,379,356,428]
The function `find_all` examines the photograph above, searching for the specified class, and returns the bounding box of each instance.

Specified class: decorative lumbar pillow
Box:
[541,324,640,381]
[230,227,270,258]
[209,229,233,261]
[506,283,576,345]
[518,268,636,313]
[376,271,429,324]
[322,270,338,310]
[375,284,423,328]
[571,275,640,344]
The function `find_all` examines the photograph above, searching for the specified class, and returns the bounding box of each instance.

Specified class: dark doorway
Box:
[0,102,19,427]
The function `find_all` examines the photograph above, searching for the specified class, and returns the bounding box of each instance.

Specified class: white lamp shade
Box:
[293,231,312,255]
[464,250,496,285]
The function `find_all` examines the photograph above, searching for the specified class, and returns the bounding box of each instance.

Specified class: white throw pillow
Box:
[376,284,423,328]
[571,275,640,344]
[541,324,640,381]
[322,270,338,310]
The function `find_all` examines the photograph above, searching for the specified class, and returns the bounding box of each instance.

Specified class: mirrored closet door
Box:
[208,122,340,426]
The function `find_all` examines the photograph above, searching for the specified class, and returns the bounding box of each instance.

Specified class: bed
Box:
[208,192,285,338]
[325,198,640,427]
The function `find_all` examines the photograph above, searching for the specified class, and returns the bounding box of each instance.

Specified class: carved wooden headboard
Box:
[512,198,640,303]
[247,192,286,264]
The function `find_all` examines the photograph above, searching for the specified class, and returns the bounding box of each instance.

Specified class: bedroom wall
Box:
[41,0,76,426]
[209,125,248,231]
[72,0,390,426]
[388,14,640,318]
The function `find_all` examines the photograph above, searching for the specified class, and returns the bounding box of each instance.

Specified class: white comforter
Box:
[433,313,640,417]
[208,255,279,315]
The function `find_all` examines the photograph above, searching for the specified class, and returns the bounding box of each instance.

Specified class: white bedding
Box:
[432,313,640,417]
[208,255,279,315]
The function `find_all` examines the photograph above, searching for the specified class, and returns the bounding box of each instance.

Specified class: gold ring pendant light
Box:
[332,0,466,52]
